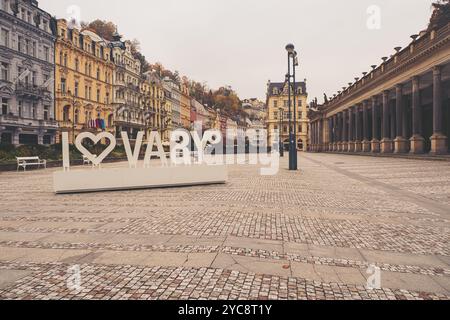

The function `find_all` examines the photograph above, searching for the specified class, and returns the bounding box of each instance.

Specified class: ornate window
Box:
[17,36,23,52]
[18,101,22,117]
[32,103,36,119]
[1,28,9,47]
[60,78,66,93]
[1,62,8,81]
[43,46,49,62]
[43,105,49,120]
[1,98,8,115]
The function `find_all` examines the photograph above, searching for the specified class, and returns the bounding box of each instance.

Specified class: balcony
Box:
[115,79,126,87]
[39,119,59,129]
[0,114,58,129]
[114,115,146,128]
[113,97,126,105]
[127,83,140,92]
[59,121,73,129]
[15,82,50,100]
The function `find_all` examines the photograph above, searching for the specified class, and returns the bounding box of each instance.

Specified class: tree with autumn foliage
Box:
[81,20,245,117]
[81,19,116,41]
[130,39,150,73]
[428,0,450,31]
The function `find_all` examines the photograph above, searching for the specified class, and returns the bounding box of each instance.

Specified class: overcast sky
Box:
[39,0,435,102]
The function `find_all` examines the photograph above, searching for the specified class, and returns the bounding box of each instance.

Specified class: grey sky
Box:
[39,0,435,102]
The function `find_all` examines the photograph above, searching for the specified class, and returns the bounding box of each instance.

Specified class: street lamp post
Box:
[278,107,284,157]
[285,43,298,170]
[292,50,298,165]
[68,90,76,144]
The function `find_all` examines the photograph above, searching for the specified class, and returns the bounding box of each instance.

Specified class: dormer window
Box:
[273,88,278,95]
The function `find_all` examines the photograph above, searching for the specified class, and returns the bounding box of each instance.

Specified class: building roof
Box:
[81,29,106,44]
[267,81,307,97]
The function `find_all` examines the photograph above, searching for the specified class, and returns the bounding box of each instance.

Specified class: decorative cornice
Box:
[0,10,55,41]
[323,23,450,114]
[0,44,54,67]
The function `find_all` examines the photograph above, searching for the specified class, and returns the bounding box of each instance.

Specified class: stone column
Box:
[315,121,318,151]
[318,119,322,152]
[362,101,371,152]
[337,113,342,152]
[318,120,322,152]
[333,115,338,151]
[348,107,355,152]
[312,121,316,152]
[12,130,20,145]
[371,96,380,153]
[390,102,396,142]
[328,117,332,151]
[355,105,362,152]
[381,90,393,153]
[394,84,408,153]
[342,110,348,152]
[430,66,448,155]
[313,121,317,151]
[410,76,425,154]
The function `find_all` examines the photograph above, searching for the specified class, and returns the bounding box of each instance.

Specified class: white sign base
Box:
[53,165,228,194]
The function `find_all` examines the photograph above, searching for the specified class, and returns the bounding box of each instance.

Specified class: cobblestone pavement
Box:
[0,153,449,300]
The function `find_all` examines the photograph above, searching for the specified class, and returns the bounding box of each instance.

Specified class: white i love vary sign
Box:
[54,129,229,194]
[53,126,279,194]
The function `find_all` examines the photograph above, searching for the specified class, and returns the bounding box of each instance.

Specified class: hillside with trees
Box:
[81,20,246,119]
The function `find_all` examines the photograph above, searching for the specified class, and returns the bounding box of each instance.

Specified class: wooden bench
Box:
[16,157,47,172]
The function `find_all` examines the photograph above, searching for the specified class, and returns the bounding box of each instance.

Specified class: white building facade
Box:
[0,0,57,145]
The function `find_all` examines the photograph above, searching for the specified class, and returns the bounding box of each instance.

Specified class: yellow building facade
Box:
[180,84,191,129]
[55,20,115,143]
[141,71,170,141]
[266,81,309,151]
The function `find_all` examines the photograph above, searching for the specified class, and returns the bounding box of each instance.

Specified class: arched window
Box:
[63,105,70,122]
